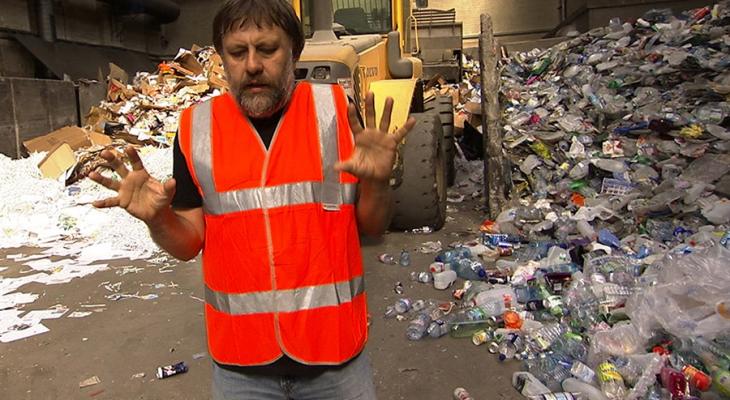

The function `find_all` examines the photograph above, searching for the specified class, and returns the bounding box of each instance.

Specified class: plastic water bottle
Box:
[454,258,487,281]
[597,361,627,400]
[470,286,516,313]
[562,378,609,400]
[525,353,572,392]
[625,354,665,400]
[395,298,412,314]
[529,323,568,351]
[436,248,471,263]
[498,333,523,361]
[410,271,432,283]
[570,360,596,383]
[406,312,431,341]
[427,319,450,338]
[398,250,411,266]
[513,371,551,397]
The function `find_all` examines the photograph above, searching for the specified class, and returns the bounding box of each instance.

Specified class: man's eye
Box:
[259,47,277,55]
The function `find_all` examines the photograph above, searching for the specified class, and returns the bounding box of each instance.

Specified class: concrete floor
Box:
[0,197,521,400]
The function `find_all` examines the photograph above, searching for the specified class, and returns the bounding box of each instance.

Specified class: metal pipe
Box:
[311,0,337,42]
[36,0,55,42]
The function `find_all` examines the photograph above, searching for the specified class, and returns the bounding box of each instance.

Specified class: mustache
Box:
[240,79,272,89]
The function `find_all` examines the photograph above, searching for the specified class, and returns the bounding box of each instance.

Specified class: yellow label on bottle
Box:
[597,362,624,383]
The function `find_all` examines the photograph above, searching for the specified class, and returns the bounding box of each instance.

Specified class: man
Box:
[89,0,415,398]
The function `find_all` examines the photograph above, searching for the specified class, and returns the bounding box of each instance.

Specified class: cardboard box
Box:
[23,126,112,154]
[38,143,76,180]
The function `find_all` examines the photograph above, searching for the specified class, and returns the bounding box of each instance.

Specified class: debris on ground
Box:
[386,3,730,400]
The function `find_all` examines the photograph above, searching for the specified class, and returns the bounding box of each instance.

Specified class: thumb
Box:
[334,160,356,175]
[163,178,177,199]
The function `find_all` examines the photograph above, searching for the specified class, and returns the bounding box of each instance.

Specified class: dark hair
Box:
[213,0,305,60]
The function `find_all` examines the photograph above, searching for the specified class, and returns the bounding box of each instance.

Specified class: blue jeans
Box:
[212,353,377,400]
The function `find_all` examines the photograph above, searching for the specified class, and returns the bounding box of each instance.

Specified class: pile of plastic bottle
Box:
[386,231,730,400]
[385,3,730,399]
[497,2,730,229]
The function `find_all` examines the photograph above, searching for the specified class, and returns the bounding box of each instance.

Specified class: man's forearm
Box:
[356,179,392,237]
[146,207,204,261]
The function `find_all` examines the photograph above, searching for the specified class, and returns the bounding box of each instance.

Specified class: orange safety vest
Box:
[177,82,367,366]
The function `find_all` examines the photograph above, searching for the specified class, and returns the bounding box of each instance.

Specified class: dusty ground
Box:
[0,197,521,400]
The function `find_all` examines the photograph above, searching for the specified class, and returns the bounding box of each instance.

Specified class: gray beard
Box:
[235,62,295,118]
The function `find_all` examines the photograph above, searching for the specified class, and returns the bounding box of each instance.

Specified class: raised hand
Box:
[335,92,416,182]
[88,146,176,224]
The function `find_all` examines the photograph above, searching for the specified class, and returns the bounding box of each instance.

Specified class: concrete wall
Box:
[428,0,562,39]
[0,77,78,158]
[563,0,714,33]
[0,35,37,78]
[164,0,220,53]
[0,0,169,59]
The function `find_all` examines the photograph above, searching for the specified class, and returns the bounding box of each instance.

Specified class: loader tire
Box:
[390,110,447,231]
[427,95,456,186]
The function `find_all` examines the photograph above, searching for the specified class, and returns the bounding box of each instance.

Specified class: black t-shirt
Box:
[171,108,359,376]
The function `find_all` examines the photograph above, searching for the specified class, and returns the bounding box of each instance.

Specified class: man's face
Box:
[221,22,295,118]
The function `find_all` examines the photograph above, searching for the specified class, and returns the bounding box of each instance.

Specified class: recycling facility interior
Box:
[2,1,730,400]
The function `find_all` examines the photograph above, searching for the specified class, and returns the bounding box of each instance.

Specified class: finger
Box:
[100,149,128,178]
[92,196,121,209]
[125,146,146,171]
[365,92,376,129]
[392,116,417,143]
[379,97,394,134]
[88,171,121,192]
[347,103,364,135]
[163,178,177,199]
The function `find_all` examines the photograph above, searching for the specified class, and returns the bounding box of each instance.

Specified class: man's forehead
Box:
[223,20,288,44]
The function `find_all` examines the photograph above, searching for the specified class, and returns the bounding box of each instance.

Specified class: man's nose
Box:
[244,51,263,75]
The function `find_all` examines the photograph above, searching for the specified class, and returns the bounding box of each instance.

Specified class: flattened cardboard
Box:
[23,126,111,154]
[38,143,76,180]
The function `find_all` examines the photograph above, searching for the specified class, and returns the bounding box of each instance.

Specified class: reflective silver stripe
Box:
[311,84,342,211]
[205,276,365,315]
[203,181,357,215]
[190,101,220,207]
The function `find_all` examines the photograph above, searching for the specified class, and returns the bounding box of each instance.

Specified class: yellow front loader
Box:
[291,0,454,230]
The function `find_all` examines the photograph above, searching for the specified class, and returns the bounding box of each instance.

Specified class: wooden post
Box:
[479,14,507,219]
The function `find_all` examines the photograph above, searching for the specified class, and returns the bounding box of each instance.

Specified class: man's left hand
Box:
[335,92,416,183]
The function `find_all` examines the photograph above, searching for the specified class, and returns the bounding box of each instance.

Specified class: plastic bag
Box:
[626,244,730,339]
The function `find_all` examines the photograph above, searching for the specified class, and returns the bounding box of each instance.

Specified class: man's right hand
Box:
[89,145,176,225]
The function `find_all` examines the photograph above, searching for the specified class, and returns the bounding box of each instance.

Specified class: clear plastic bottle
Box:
[513,371,552,397]
[525,353,573,392]
[498,333,523,361]
[406,312,431,341]
[409,271,433,283]
[394,298,412,314]
[454,258,487,281]
[562,378,609,400]
[625,354,665,400]
[470,286,517,314]
[436,248,471,263]
[398,250,411,267]
[571,361,596,383]
[596,361,627,400]
[427,319,450,338]
[529,323,568,352]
